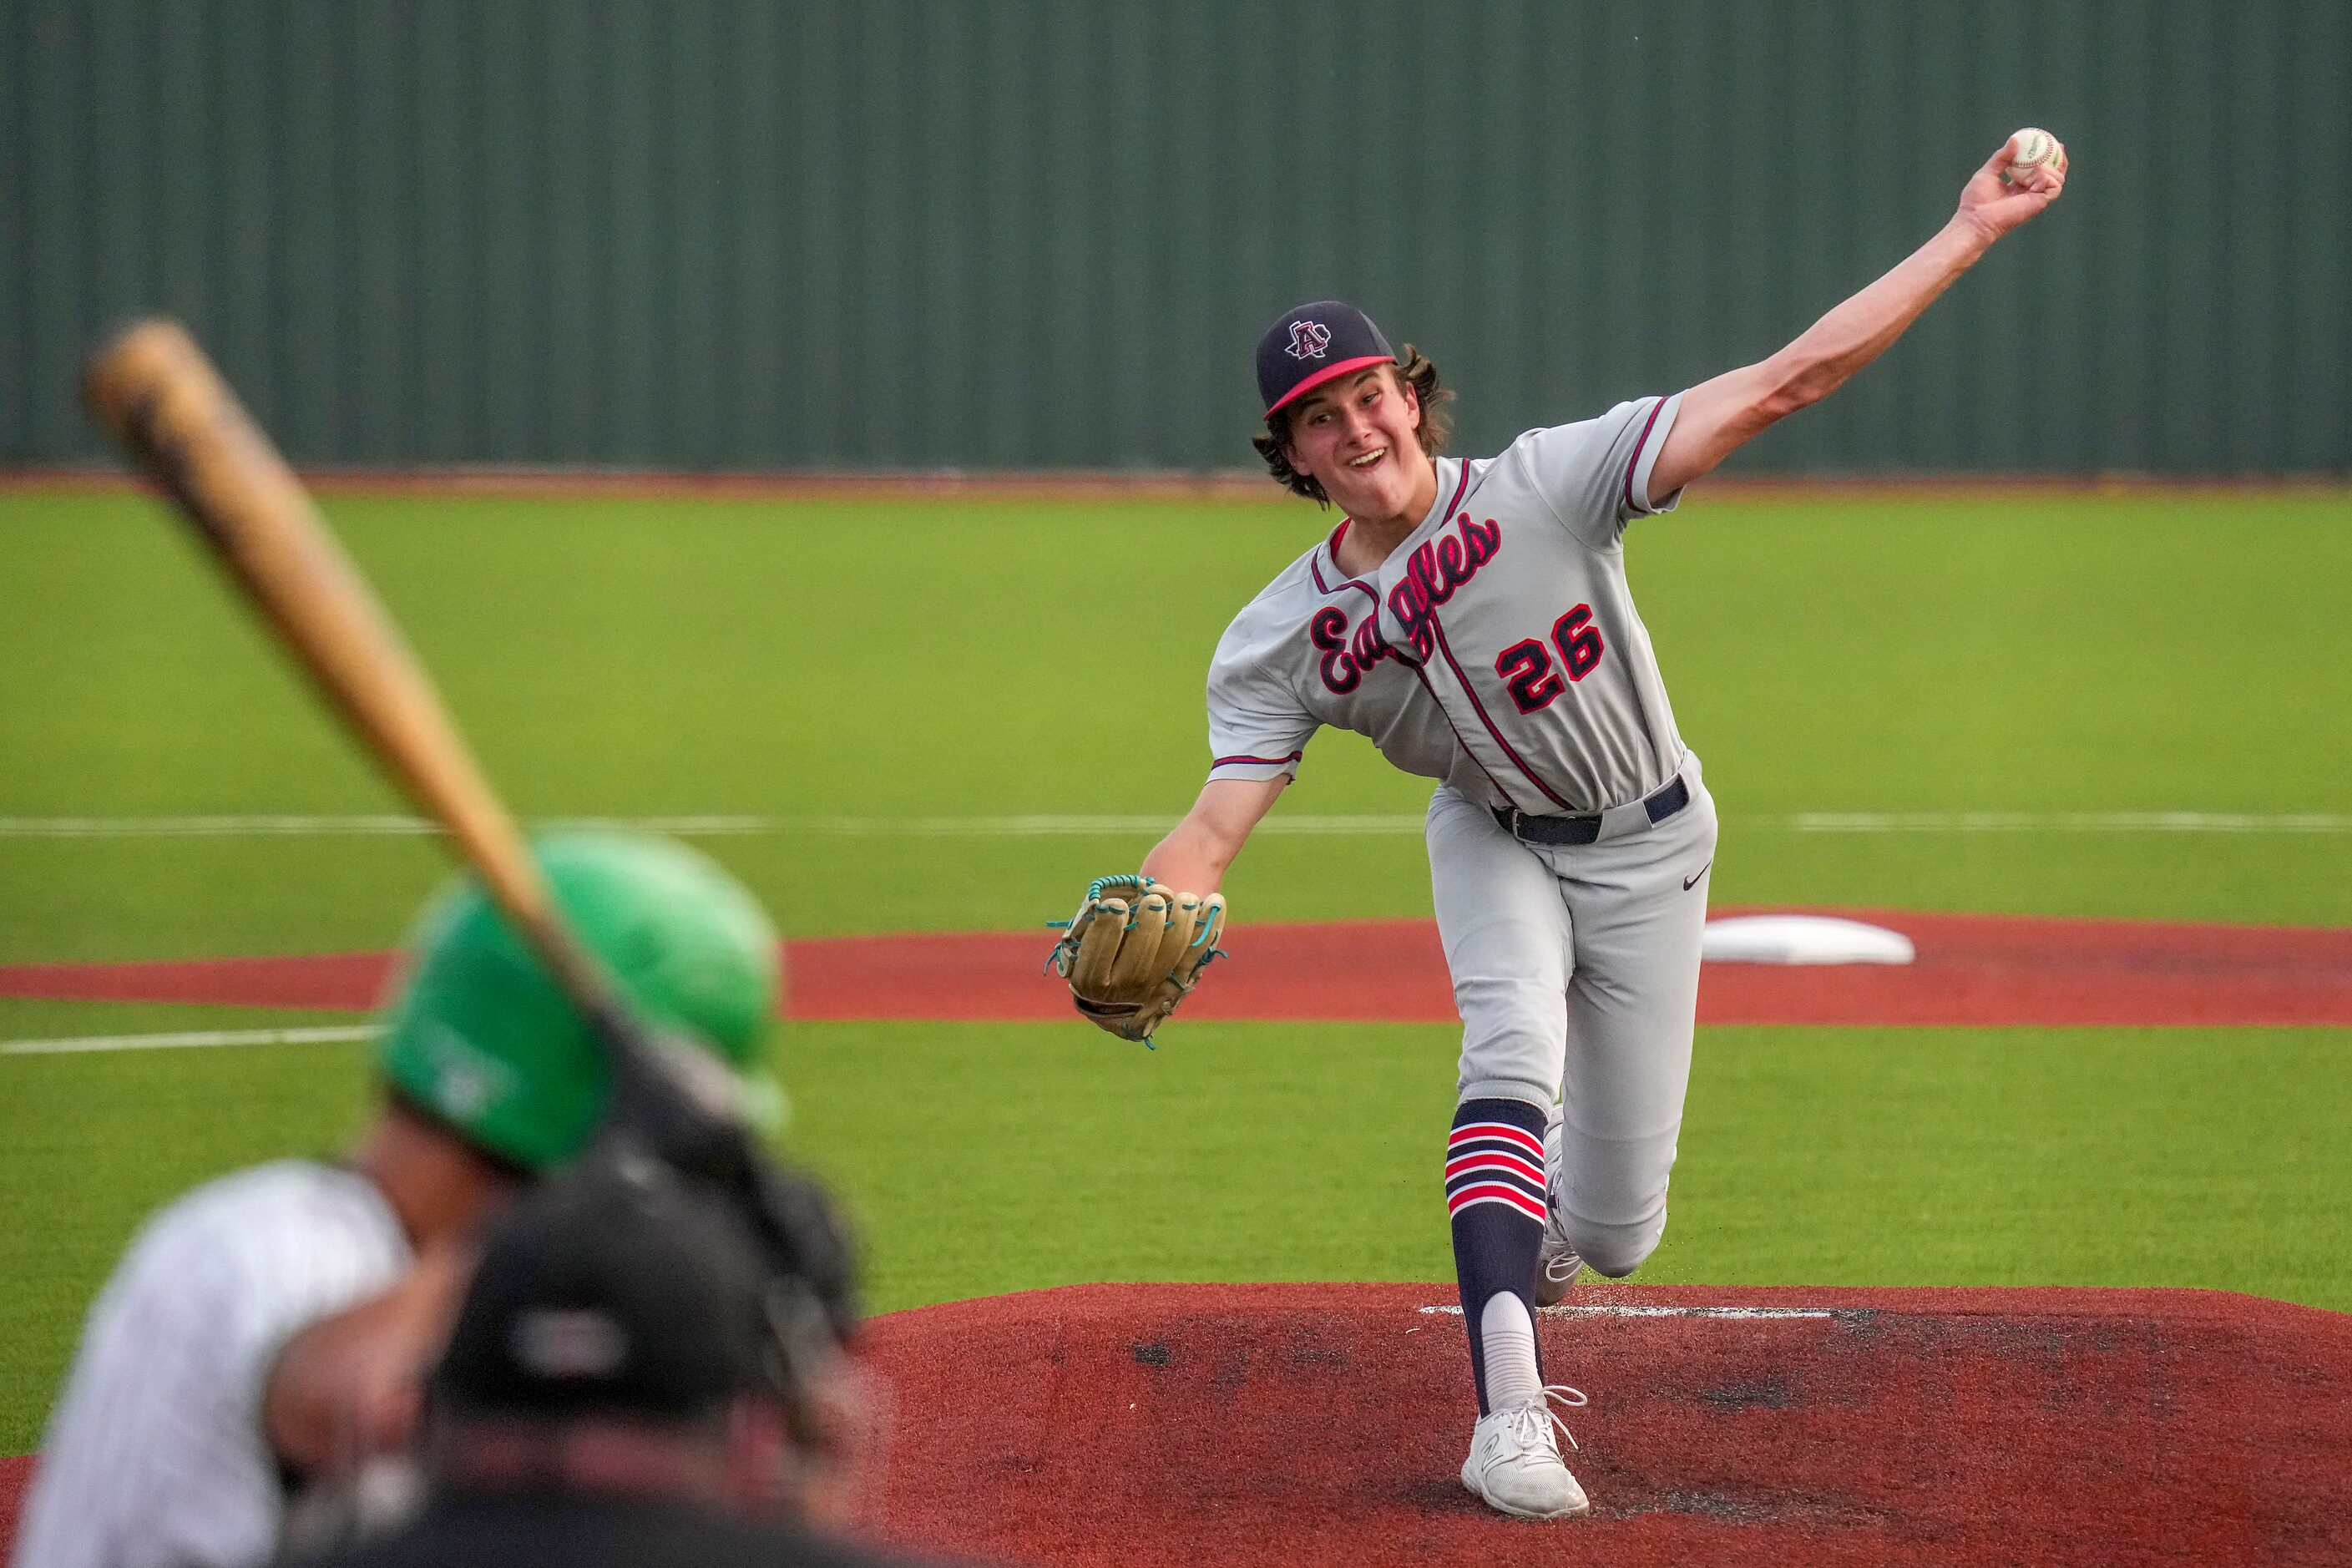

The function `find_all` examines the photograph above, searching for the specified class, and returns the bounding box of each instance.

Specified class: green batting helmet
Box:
[376,829,783,1171]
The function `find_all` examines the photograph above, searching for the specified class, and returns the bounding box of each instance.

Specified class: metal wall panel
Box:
[4,0,2346,473]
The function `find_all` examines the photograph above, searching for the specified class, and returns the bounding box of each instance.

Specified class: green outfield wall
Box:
[4,1,2345,473]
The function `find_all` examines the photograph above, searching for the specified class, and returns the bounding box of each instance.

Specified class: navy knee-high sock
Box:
[1445,1097,1549,1414]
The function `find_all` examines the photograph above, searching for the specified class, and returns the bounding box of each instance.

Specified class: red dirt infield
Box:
[850,1282,2352,1567]
[4,1285,2347,1565]
[0,1457,24,1559]
[4,908,2350,1027]
[13,467,2348,503]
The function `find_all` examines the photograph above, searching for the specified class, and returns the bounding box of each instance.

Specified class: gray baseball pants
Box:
[1424,756,1717,1277]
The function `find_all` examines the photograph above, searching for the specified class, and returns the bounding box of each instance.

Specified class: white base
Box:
[1702,913,1916,966]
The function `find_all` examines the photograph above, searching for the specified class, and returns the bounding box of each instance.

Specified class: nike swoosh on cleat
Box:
[1682,860,1712,891]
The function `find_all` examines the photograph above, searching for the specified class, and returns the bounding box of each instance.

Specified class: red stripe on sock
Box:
[1444,1151,1544,1187]
[1445,1183,1547,1222]
[1448,1122,1544,1160]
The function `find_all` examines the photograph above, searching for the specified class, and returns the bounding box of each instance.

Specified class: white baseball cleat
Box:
[1535,1112,1584,1307]
[1459,1386,1591,1520]
[1535,1228,1586,1307]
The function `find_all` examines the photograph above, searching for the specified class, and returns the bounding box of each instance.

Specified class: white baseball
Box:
[2003,127,2064,185]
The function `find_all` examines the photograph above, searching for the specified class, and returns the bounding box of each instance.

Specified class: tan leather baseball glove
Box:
[1046,874,1227,1046]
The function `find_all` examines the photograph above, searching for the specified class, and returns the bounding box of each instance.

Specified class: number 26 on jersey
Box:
[1495,606,1604,714]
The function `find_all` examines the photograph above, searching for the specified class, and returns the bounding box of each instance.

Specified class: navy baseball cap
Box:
[1257,300,1399,417]
[432,1156,776,1421]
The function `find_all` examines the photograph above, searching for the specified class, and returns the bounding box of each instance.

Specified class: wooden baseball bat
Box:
[82,319,737,1131]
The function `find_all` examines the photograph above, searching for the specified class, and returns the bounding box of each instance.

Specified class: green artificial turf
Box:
[7,1008,2347,1454]
[4,487,2349,958]
[788,1020,2352,1321]
[3,484,2349,1454]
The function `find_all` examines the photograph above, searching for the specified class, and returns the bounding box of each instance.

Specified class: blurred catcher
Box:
[11,829,827,1568]
[279,1155,930,1568]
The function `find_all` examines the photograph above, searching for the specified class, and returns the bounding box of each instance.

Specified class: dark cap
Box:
[1256,300,1399,417]
[432,1157,776,1421]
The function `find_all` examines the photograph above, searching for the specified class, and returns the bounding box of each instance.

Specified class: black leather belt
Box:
[1491,775,1690,847]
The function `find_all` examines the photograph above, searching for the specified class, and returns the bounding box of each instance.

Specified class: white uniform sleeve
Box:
[1203,612,1318,783]
[10,1164,408,1568]
[1504,392,1686,550]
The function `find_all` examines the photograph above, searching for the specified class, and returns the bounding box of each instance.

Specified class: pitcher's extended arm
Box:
[1140,775,1289,894]
[1649,134,2067,499]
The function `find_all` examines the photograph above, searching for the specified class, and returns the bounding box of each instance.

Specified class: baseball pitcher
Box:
[1053,133,2066,1518]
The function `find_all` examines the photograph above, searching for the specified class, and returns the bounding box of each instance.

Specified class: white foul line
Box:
[0,815,445,837]
[1793,811,2352,834]
[1,811,2349,840]
[0,812,1417,838]
[0,1024,382,1056]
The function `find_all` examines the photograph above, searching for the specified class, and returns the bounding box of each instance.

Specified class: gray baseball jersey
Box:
[1206,393,1687,815]
[1202,387,1717,1308]
[13,1160,410,1568]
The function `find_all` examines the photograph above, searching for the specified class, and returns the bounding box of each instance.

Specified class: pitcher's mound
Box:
[852,1282,2351,1568]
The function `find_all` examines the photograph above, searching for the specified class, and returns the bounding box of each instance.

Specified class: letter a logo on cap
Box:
[1285,321,1332,361]
[1257,300,1397,415]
